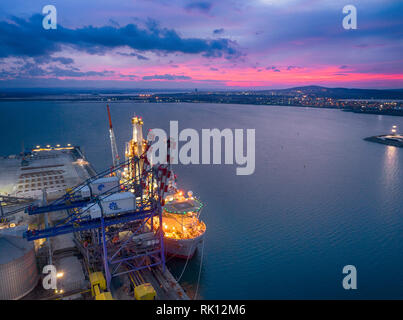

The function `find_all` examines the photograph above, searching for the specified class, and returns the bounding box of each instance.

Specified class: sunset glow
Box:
[0,0,402,89]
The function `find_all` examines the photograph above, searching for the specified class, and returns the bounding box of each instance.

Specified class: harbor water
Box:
[0,101,402,299]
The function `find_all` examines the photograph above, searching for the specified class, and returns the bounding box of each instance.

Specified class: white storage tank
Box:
[0,234,39,300]
[89,176,119,195]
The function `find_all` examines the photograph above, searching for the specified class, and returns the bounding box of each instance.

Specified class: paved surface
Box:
[0,148,92,202]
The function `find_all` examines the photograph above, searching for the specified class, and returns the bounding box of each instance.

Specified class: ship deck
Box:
[0,147,93,202]
[164,198,203,214]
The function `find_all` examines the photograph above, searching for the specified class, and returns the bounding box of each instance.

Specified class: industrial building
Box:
[0,144,190,300]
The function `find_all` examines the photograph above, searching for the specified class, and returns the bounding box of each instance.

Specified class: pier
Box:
[364,135,403,147]
[364,125,403,148]
[0,146,189,300]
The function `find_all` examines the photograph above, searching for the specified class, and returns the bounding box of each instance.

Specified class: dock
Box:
[364,134,403,148]
[0,146,189,300]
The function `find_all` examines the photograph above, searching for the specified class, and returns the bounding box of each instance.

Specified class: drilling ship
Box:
[120,113,206,259]
[155,183,206,259]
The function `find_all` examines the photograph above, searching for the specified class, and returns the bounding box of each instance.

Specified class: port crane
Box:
[24,143,172,291]
[106,105,120,170]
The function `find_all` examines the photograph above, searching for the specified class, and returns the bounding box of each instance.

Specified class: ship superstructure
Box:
[123,114,206,259]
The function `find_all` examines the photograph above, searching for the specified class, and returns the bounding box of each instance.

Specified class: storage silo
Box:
[0,234,39,300]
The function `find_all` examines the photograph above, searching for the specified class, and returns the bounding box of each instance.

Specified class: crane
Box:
[106,105,120,170]
[24,155,167,291]
[23,114,174,291]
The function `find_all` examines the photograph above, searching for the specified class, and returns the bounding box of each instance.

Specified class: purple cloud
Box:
[185,2,213,13]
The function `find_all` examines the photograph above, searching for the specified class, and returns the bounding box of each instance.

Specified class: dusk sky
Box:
[0,0,402,89]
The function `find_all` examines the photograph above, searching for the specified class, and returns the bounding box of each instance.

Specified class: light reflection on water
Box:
[382,146,399,192]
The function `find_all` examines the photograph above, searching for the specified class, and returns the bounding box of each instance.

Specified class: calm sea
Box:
[0,101,402,299]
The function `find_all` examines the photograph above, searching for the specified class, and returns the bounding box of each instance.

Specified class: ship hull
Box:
[164,231,205,259]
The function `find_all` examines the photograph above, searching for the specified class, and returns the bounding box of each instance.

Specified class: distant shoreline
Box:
[1,85,402,116]
[1,97,403,117]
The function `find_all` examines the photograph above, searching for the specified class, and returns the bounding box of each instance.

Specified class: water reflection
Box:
[382,146,398,189]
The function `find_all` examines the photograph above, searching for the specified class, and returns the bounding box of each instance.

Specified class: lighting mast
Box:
[107,104,120,169]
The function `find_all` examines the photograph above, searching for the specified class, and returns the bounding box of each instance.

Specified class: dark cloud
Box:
[266,66,280,72]
[48,67,116,77]
[33,56,74,65]
[119,74,138,79]
[52,57,74,65]
[287,65,301,71]
[22,63,48,77]
[185,2,213,13]
[142,74,192,80]
[213,28,224,35]
[354,44,368,48]
[210,67,218,71]
[109,19,120,27]
[0,62,47,78]
[116,52,149,60]
[0,14,240,60]
[0,59,116,79]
